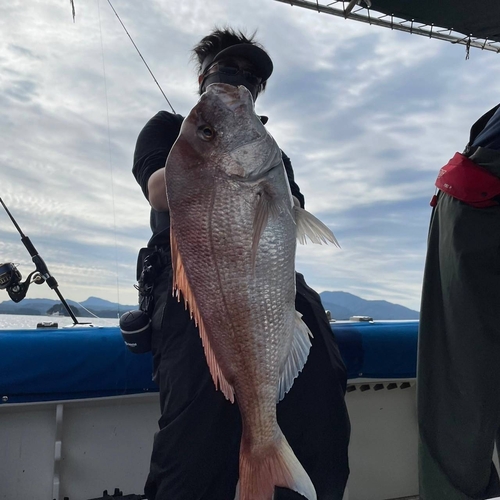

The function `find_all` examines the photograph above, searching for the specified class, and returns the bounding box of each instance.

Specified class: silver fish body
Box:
[165,83,335,500]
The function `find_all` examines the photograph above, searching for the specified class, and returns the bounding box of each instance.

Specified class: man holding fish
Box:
[133,28,350,500]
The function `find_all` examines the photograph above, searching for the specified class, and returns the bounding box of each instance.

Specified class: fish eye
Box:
[198,125,214,141]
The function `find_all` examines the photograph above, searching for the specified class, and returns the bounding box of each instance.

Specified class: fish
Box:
[165,83,338,500]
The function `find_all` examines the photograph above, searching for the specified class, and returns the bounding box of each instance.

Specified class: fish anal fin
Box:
[277,311,312,403]
[170,228,235,403]
[294,206,340,247]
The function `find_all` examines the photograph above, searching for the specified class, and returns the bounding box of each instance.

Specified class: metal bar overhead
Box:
[274,0,500,54]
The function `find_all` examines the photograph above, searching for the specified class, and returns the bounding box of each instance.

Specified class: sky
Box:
[0,0,499,312]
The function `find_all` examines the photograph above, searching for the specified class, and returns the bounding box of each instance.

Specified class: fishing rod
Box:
[0,197,82,325]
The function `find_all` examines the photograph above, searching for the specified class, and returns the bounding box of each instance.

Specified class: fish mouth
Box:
[198,82,282,181]
[205,83,253,112]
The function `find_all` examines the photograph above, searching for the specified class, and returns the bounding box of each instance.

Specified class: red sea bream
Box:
[165,83,337,500]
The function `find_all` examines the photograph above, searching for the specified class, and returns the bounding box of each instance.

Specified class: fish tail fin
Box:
[235,429,317,500]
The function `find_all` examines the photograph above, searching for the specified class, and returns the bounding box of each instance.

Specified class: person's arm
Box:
[148,168,169,211]
[132,111,183,211]
[281,150,305,208]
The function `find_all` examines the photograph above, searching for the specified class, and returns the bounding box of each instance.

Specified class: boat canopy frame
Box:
[274,0,500,54]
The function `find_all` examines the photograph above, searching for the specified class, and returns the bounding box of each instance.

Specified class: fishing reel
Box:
[0,197,80,324]
[0,262,45,303]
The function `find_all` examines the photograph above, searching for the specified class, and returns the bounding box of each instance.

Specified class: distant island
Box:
[0,296,136,318]
[46,303,81,317]
[0,292,419,320]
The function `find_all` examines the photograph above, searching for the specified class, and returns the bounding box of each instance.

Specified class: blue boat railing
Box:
[0,321,418,404]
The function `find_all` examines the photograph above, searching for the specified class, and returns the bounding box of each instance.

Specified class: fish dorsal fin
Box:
[252,189,283,267]
[294,206,340,247]
[170,228,235,403]
[277,311,313,402]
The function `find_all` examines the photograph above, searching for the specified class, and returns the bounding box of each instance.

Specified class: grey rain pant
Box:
[418,187,500,499]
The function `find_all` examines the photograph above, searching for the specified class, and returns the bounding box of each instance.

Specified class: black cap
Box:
[201,43,273,82]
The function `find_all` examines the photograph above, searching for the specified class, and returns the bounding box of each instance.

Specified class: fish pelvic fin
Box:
[294,206,340,247]
[235,429,317,500]
[277,311,312,403]
[170,228,235,403]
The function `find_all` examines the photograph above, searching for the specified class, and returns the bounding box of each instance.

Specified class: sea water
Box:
[0,313,119,330]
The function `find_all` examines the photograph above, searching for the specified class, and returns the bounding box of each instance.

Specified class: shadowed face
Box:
[199,56,263,100]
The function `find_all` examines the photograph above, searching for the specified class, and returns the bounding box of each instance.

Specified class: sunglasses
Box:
[206,62,262,86]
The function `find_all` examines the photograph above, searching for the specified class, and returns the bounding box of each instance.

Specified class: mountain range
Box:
[0,292,419,320]
[319,291,419,320]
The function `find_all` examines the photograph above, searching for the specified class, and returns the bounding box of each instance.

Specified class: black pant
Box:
[145,271,350,500]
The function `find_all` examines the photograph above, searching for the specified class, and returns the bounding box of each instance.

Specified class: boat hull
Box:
[0,321,420,500]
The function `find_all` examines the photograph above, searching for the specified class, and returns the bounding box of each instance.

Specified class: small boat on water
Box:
[0,319,420,500]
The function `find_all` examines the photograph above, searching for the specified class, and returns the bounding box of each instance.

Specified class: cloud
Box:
[0,0,499,311]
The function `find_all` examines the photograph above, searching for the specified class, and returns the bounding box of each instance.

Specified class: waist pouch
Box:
[434,152,500,208]
[136,247,170,317]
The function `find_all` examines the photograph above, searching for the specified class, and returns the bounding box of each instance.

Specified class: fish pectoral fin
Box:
[277,311,313,402]
[170,228,236,403]
[294,206,340,247]
[252,190,282,266]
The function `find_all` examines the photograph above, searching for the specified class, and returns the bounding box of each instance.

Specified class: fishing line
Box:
[106,0,176,113]
[71,300,101,319]
[97,0,121,315]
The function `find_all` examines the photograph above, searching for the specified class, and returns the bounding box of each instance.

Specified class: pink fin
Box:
[170,228,235,403]
[235,429,317,500]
